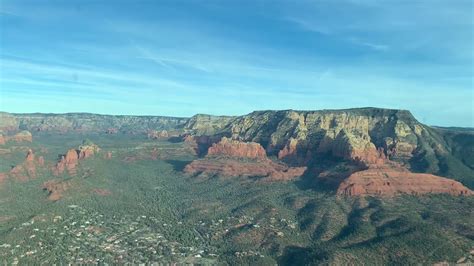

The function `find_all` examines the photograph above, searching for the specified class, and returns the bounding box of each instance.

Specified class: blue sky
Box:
[0,0,472,126]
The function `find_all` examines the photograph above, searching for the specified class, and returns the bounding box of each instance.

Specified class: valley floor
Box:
[0,133,473,264]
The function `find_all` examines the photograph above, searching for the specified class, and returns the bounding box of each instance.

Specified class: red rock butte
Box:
[185,137,306,180]
[337,162,473,197]
[207,137,267,159]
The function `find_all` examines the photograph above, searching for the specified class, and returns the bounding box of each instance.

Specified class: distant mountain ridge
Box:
[0,112,189,133]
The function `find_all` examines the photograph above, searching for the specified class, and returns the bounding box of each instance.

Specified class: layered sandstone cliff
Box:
[337,162,473,197]
[1,113,188,133]
[0,131,33,144]
[183,109,473,196]
[184,137,306,180]
[207,137,267,159]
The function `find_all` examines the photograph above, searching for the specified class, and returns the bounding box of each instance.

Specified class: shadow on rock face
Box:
[167,136,183,143]
[294,155,365,193]
[278,245,330,265]
[165,159,193,172]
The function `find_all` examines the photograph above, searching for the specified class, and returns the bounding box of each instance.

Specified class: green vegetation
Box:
[0,132,473,264]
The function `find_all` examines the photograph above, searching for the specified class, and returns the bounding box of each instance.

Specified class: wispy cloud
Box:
[348,37,389,51]
[0,0,472,126]
[0,58,186,90]
[285,17,389,52]
[284,17,332,35]
[132,43,212,73]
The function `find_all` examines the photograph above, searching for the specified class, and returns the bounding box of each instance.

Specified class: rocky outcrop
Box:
[278,138,299,160]
[184,158,306,181]
[337,162,473,197]
[184,114,235,135]
[78,141,100,159]
[54,149,79,176]
[331,129,387,165]
[147,130,169,139]
[9,149,43,181]
[191,108,474,193]
[105,128,118,134]
[183,134,221,156]
[266,166,307,181]
[0,112,19,131]
[182,109,473,196]
[207,137,267,159]
[54,141,100,175]
[221,109,422,164]
[13,131,33,142]
[326,128,472,197]
[184,137,306,180]
[42,180,71,201]
[0,131,33,144]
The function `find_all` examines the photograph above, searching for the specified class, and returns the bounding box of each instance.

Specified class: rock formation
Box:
[106,128,118,134]
[25,148,35,161]
[147,130,169,139]
[278,138,298,160]
[54,141,100,175]
[185,159,306,181]
[13,131,33,142]
[8,149,43,181]
[207,137,267,159]
[184,114,235,135]
[331,129,387,165]
[337,162,473,197]
[185,137,306,180]
[54,149,79,176]
[78,142,100,159]
[0,112,19,131]
[183,109,473,197]
[183,134,221,156]
[0,131,33,144]
[204,109,424,166]
[42,180,71,201]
